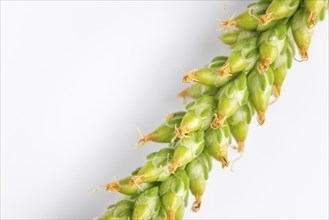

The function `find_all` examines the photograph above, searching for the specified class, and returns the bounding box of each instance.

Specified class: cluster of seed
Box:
[96,0,327,219]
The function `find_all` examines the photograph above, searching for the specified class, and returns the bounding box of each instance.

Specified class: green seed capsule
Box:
[132,187,161,220]
[247,67,274,125]
[205,122,232,168]
[220,29,257,46]
[271,50,288,98]
[260,0,300,25]
[183,58,235,87]
[168,130,205,173]
[178,84,218,101]
[186,152,212,212]
[130,148,174,186]
[227,102,254,152]
[218,37,258,77]
[257,23,287,73]
[291,8,314,60]
[137,111,185,147]
[175,96,215,139]
[159,170,189,220]
[99,199,134,220]
[104,173,155,196]
[220,2,277,31]
[304,0,326,27]
[212,73,249,129]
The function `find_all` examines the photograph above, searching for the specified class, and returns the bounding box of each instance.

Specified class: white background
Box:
[1,1,328,219]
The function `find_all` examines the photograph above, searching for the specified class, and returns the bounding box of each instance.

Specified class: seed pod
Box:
[159,170,189,220]
[257,23,287,73]
[227,102,254,152]
[99,199,134,220]
[304,0,326,27]
[137,111,185,147]
[218,37,258,77]
[220,2,277,31]
[271,48,289,98]
[183,58,235,87]
[130,148,174,186]
[185,151,212,212]
[220,29,257,46]
[291,8,314,60]
[178,84,218,101]
[104,171,155,196]
[168,130,205,173]
[212,73,249,129]
[259,0,300,25]
[247,67,274,125]
[132,187,161,220]
[175,96,216,139]
[205,122,232,168]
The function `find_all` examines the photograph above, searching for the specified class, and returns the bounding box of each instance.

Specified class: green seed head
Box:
[257,23,287,73]
[247,67,274,125]
[131,148,174,185]
[212,73,249,129]
[132,187,161,220]
[227,102,254,152]
[183,57,236,87]
[205,122,232,168]
[260,0,300,25]
[219,37,258,77]
[137,112,185,147]
[159,170,189,219]
[291,8,314,60]
[178,85,218,101]
[220,29,257,46]
[175,96,216,139]
[169,130,205,173]
[186,152,212,212]
[304,0,326,27]
[105,174,155,196]
[221,2,277,31]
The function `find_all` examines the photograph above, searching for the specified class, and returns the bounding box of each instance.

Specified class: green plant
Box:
[94,1,327,219]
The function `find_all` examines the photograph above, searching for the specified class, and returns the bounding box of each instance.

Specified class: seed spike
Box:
[257,111,265,125]
[191,195,202,212]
